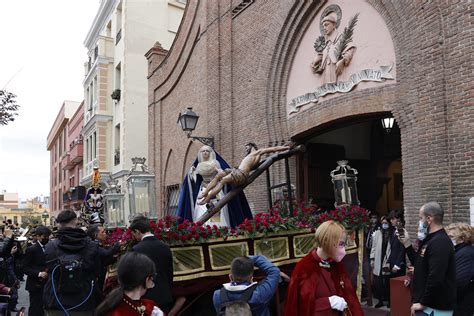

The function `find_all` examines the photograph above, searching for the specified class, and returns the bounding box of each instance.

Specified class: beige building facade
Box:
[81,0,185,222]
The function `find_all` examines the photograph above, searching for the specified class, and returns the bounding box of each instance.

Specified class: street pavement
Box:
[16,279,29,315]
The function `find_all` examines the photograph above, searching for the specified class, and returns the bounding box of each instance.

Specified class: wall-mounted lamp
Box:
[177,107,215,148]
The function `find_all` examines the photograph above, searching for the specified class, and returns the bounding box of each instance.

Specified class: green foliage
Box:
[0,90,20,125]
[334,13,359,61]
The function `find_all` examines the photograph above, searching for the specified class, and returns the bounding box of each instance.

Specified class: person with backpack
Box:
[43,210,100,316]
[22,225,51,316]
[213,255,280,316]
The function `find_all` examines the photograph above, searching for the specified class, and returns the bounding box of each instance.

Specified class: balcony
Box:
[70,142,84,164]
[61,153,73,170]
[63,186,86,204]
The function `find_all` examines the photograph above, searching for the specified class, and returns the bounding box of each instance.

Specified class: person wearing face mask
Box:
[370,216,393,308]
[285,220,363,316]
[397,202,456,316]
[446,223,474,316]
[22,225,52,316]
[95,252,163,316]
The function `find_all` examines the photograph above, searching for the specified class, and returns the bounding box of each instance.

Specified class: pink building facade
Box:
[46,101,82,221]
[62,103,86,213]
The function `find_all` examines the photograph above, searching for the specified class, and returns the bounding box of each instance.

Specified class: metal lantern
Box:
[126,157,157,220]
[177,107,199,135]
[381,117,395,133]
[104,179,125,228]
[330,160,360,207]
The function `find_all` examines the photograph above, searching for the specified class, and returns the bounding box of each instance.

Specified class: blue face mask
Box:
[417,220,428,241]
[382,224,389,230]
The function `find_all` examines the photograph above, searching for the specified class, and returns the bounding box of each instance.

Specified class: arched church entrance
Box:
[296,113,402,217]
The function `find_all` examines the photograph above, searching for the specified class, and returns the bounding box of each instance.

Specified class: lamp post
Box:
[330,160,360,207]
[42,210,49,226]
[381,117,395,134]
[177,107,215,148]
[126,158,157,221]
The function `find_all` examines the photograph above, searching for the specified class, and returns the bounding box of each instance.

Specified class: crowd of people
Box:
[0,201,471,316]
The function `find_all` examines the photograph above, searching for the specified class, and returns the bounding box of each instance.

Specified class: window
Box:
[164,184,180,216]
[115,63,121,91]
[93,131,97,159]
[114,124,121,165]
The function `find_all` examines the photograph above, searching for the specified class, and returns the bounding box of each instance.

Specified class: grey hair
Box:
[421,201,444,224]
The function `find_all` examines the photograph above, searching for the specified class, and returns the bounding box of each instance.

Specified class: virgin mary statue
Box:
[177,146,252,228]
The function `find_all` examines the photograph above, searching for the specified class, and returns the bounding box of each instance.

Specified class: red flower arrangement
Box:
[105,202,370,247]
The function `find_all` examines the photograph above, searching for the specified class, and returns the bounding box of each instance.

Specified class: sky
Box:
[0,1,100,200]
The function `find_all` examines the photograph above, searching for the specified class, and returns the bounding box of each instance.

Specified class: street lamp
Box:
[126,158,157,220]
[330,160,360,207]
[42,210,49,226]
[381,117,395,134]
[104,178,126,229]
[177,107,215,148]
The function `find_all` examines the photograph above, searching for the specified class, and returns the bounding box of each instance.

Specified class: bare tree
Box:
[0,90,20,125]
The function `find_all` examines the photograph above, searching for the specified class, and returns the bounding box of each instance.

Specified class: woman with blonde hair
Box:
[446,223,474,316]
[285,220,363,316]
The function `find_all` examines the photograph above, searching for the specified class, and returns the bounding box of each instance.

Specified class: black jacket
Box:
[42,227,100,312]
[96,241,119,295]
[132,235,174,312]
[453,243,474,315]
[407,229,456,310]
[23,242,47,292]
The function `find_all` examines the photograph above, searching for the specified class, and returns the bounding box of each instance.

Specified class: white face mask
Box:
[417,220,428,241]
[382,224,389,230]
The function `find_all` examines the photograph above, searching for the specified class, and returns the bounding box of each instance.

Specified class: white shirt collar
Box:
[141,233,154,240]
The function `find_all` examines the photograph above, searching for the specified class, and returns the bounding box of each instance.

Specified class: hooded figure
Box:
[177,146,252,228]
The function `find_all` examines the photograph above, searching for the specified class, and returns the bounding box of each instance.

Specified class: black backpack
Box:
[218,283,258,316]
[50,243,95,310]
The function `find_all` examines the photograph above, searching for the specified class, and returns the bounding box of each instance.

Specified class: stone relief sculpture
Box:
[311,5,358,84]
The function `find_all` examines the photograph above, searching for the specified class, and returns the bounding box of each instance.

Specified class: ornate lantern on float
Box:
[330,160,360,207]
[103,178,125,229]
[125,157,157,220]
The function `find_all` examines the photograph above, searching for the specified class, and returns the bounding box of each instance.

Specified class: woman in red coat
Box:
[95,252,164,316]
[285,220,363,316]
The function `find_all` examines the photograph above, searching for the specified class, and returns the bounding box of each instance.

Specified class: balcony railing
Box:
[114,150,120,166]
[61,153,73,170]
[70,143,84,164]
[63,186,86,203]
[116,29,122,45]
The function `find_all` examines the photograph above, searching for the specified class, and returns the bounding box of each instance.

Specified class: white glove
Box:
[151,306,164,316]
[329,295,347,311]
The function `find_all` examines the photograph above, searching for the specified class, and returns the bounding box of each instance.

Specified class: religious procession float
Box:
[81,143,370,313]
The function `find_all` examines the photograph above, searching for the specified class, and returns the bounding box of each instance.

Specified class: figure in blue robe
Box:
[177,146,252,228]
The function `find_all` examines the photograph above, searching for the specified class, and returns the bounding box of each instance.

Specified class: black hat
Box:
[56,210,77,224]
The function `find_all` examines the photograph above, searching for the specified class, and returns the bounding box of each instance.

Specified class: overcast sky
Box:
[0,1,100,200]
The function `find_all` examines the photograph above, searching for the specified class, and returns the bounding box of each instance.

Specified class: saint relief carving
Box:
[311,5,359,84]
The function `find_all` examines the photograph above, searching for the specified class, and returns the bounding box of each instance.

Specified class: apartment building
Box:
[0,192,18,209]
[81,0,185,221]
[46,101,81,220]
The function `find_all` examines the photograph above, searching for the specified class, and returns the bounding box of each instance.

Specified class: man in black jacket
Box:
[86,224,120,297]
[130,215,174,313]
[399,202,455,316]
[22,225,51,316]
[43,210,100,316]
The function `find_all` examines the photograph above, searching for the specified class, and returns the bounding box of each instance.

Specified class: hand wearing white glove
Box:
[329,295,347,311]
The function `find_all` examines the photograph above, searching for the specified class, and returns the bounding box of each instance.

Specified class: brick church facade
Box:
[147,0,473,232]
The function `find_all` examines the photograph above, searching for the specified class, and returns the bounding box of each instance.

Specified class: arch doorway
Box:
[296,114,402,217]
